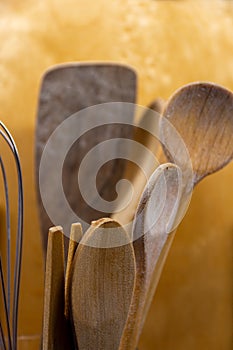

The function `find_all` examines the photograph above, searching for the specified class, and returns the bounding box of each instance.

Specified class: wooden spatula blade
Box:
[42,226,74,350]
[64,222,83,319]
[36,63,137,252]
[71,218,136,350]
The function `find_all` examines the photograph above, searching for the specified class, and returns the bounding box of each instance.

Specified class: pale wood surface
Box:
[123,83,233,348]
[163,82,233,184]
[39,82,233,350]
[119,164,181,349]
[137,83,233,349]
[64,223,83,319]
[112,99,164,225]
[42,226,74,350]
[70,218,136,350]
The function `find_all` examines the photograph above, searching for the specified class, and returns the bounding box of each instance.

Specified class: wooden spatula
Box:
[64,223,83,319]
[42,226,74,350]
[35,63,137,253]
[70,218,136,350]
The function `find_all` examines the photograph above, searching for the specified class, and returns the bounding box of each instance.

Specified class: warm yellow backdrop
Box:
[0,1,232,349]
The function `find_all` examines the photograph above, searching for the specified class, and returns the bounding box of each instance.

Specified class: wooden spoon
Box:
[36,63,137,253]
[124,82,233,348]
[162,82,233,184]
[70,218,136,350]
[139,81,233,324]
[119,163,182,349]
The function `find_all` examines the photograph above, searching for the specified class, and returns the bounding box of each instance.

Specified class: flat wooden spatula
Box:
[70,218,136,350]
[35,63,137,253]
[42,226,74,350]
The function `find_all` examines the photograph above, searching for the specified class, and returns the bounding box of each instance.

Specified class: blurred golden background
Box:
[0,1,232,349]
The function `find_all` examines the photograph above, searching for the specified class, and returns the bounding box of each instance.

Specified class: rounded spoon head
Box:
[163,82,233,184]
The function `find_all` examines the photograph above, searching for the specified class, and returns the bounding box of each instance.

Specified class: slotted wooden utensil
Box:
[36,63,137,253]
[70,218,136,350]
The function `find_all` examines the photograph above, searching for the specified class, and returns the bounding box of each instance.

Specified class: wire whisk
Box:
[0,121,24,350]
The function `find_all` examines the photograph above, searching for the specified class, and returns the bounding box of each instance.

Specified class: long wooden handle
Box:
[140,230,176,328]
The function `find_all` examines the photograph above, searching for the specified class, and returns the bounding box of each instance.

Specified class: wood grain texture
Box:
[119,164,182,350]
[134,83,233,347]
[64,223,83,319]
[70,218,136,350]
[35,63,137,253]
[137,83,233,349]
[112,99,164,225]
[42,226,74,350]
[163,82,233,184]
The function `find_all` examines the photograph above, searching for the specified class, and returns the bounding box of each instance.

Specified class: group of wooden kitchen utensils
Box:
[36,63,233,350]
[1,62,232,350]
